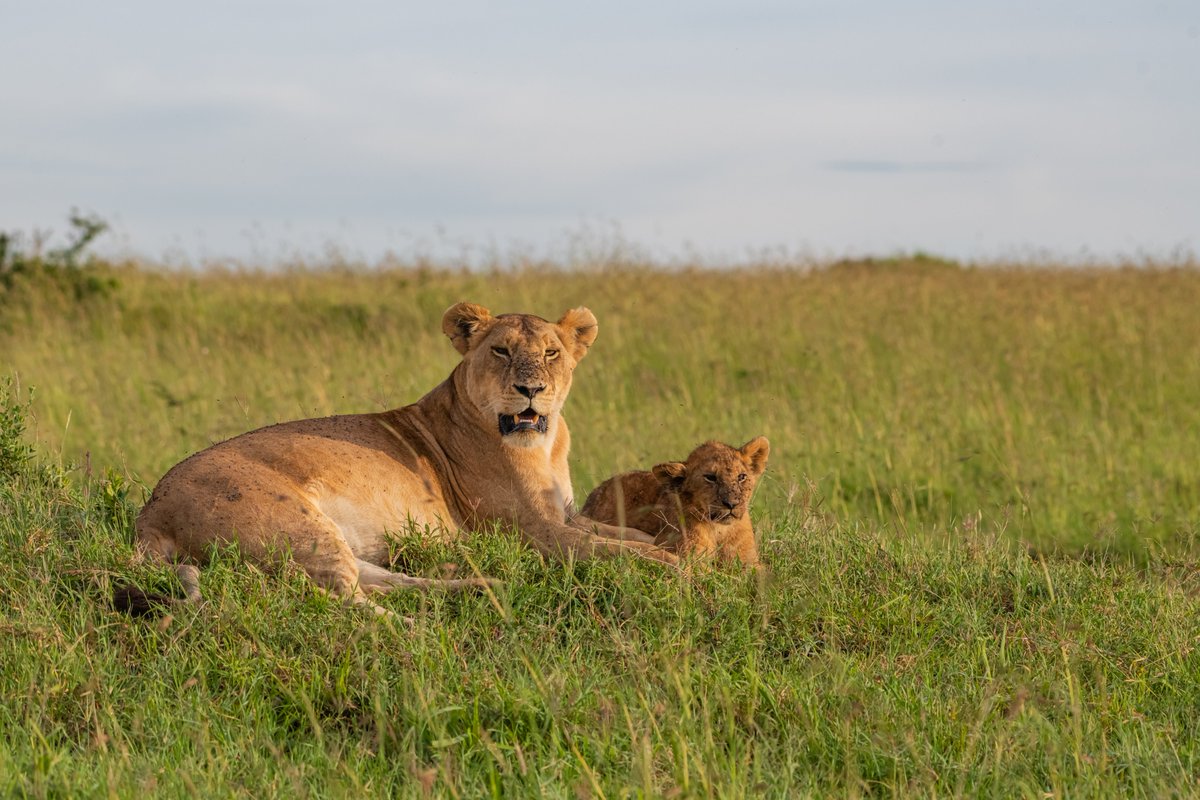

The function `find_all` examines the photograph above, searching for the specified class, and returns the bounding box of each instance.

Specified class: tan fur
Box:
[580,438,770,568]
[133,302,675,616]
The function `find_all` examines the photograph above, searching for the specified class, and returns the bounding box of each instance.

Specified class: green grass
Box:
[2,258,1199,796]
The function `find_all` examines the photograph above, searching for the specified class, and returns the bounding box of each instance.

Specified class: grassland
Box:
[1,256,1199,797]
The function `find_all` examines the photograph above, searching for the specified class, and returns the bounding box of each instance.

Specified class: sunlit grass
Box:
[1,257,1199,796]
[6,259,1199,558]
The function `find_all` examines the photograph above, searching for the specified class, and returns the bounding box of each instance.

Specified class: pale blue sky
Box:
[2,1,1197,264]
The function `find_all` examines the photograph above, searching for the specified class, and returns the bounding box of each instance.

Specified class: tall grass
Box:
[4,259,1198,557]
[1,257,1199,796]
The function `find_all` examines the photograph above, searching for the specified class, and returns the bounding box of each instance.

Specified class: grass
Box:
[1,256,1199,796]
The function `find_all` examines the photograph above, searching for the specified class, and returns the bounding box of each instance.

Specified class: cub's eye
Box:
[738,473,747,482]
[703,474,717,483]
[491,347,510,359]
[545,348,559,361]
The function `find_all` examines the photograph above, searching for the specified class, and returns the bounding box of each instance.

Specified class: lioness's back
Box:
[136,410,453,566]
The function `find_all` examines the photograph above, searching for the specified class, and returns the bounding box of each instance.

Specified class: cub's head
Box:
[652,437,770,522]
[442,302,598,448]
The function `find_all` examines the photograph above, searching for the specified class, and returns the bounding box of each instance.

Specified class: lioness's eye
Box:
[704,474,717,483]
[545,349,559,360]
[491,347,510,359]
[738,473,747,482]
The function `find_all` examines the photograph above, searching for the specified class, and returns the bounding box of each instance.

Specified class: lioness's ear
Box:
[442,302,494,355]
[740,436,770,475]
[652,461,687,489]
[556,307,598,361]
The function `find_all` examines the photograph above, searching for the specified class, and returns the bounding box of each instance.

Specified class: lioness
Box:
[123,302,675,616]
[580,437,769,568]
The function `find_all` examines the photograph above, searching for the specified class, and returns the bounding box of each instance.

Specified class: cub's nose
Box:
[514,384,546,399]
[721,498,737,510]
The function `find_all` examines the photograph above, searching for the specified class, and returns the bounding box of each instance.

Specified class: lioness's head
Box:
[652,437,770,522]
[442,302,598,448]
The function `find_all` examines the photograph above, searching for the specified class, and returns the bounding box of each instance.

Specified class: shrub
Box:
[0,377,35,481]
[0,209,118,300]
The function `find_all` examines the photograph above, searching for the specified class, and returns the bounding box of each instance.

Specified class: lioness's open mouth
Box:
[499,409,548,435]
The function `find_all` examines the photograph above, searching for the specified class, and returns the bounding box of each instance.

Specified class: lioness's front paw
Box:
[636,544,680,567]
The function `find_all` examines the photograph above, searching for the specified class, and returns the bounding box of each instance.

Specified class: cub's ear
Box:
[739,436,770,475]
[442,302,494,355]
[652,461,687,489]
[556,307,599,361]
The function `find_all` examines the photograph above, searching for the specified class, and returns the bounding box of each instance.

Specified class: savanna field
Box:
[1,253,1199,797]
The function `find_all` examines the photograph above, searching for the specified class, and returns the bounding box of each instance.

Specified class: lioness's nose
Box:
[515,384,545,399]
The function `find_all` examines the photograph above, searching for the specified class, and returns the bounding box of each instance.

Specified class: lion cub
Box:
[581,437,770,568]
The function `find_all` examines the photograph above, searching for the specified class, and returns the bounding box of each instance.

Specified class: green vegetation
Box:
[2,256,1199,796]
[0,211,117,300]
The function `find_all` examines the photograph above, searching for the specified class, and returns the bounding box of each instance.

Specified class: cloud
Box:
[822,160,989,174]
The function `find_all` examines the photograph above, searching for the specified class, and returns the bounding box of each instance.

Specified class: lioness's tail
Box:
[112,584,176,617]
[112,564,202,617]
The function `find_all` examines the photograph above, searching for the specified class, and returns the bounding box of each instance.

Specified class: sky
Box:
[2,1,1198,266]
